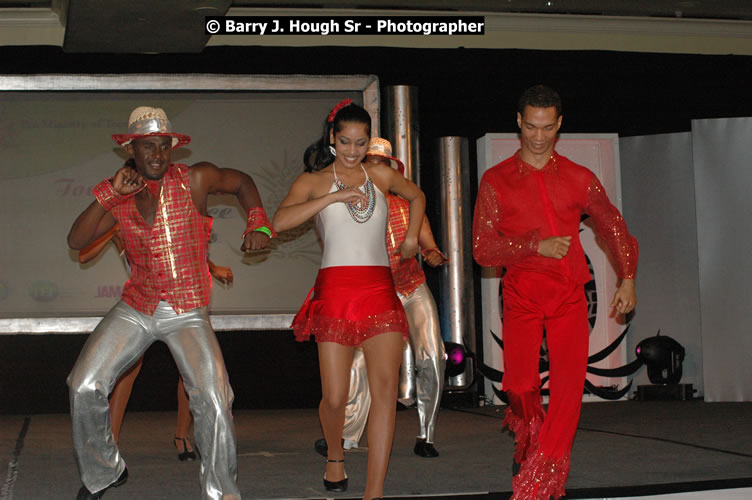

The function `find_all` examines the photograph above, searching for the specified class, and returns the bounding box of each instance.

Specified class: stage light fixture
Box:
[635,332,685,385]
[444,342,467,377]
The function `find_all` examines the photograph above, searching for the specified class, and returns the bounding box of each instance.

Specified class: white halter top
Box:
[316,165,388,269]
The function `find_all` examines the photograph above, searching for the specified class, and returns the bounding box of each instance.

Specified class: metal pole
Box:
[383,85,419,183]
[438,136,475,389]
[383,85,420,401]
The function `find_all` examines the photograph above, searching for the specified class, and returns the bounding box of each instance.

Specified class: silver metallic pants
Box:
[342,283,446,444]
[67,301,240,500]
[342,347,370,446]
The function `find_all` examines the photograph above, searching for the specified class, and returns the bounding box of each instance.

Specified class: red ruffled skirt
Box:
[292,266,409,346]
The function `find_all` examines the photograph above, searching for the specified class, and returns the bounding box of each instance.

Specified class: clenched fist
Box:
[537,235,572,260]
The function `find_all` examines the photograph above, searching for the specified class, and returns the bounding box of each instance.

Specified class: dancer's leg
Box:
[398,342,416,406]
[403,284,446,444]
[500,274,546,464]
[510,280,587,500]
[317,341,354,482]
[174,375,196,455]
[539,285,588,458]
[109,356,144,443]
[67,301,153,493]
[342,347,370,447]
[361,331,405,500]
[162,304,238,500]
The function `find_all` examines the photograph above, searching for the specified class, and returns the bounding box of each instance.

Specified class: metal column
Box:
[437,136,475,389]
[383,85,420,399]
[382,85,420,183]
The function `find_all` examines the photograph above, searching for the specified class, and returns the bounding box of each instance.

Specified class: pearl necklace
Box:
[333,163,376,224]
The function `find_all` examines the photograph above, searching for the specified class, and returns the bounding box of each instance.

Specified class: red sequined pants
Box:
[501,270,589,500]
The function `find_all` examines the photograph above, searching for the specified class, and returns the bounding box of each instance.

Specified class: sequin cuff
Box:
[472,180,541,267]
[502,406,544,464]
[511,444,570,500]
[93,179,134,211]
[242,207,277,239]
[473,228,541,268]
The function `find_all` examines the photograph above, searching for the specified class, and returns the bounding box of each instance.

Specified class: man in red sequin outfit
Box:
[66,107,274,500]
[472,86,638,500]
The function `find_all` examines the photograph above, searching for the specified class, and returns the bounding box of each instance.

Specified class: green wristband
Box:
[253,226,273,238]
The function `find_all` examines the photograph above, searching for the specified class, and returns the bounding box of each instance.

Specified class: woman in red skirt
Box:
[273,100,425,500]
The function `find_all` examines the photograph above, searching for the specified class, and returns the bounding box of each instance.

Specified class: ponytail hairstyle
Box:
[303,98,372,172]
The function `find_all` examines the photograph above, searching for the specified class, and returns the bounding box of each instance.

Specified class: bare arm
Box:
[272,171,368,233]
[611,278,636,314]
[418,216,448,267]
[189,161,263,215]
[376,166,426,260]
[418,216,438,250]
[208,259,234,285]
[189,162,272,252]
[68,201,117,250]
[77,224,120,263]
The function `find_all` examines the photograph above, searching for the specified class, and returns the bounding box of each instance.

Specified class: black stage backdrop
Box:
[3,45,751,138]
[1,45,751,413]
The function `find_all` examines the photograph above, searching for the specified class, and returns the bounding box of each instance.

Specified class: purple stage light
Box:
[443,341,468,377]
[448,347,465,365]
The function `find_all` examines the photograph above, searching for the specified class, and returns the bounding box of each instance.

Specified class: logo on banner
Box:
[207,207,235,219]
[96,285,123,298]
[55,178,95,197]
[29,280,59,302]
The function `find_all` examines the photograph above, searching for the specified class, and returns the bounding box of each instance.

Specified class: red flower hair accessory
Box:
[327,98,353,123]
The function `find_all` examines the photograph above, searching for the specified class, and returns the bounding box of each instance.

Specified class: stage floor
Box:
[1,401,751,499]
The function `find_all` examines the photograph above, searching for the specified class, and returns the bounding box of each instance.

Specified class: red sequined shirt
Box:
[386,194,426,296]
[110,164,213,315]
[473,151,638,283]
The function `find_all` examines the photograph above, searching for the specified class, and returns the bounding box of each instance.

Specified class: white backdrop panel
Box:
[476,134,628,404]
[692,117,752,402]
[0,91,362,318]
[620,132,703,396]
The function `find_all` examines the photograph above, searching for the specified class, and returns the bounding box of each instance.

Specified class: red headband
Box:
[327,98,353,123]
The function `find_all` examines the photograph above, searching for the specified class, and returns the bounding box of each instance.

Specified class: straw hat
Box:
[366,137,405,174]
[112,106,191,148]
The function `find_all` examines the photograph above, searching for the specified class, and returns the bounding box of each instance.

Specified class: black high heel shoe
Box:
[323,458,348,492]
[174,437,197,462]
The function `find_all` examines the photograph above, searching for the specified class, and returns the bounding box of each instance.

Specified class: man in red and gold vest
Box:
[67,106,274,500]
[473,86,638,500]
[378,140,447,458]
